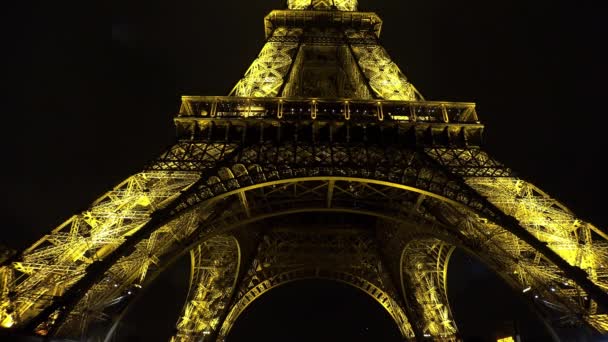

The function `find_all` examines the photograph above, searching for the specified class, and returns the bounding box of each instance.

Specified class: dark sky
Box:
[3,0,608,341]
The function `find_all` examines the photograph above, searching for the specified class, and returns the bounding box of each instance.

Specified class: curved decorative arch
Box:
[105,194,577,341]
[80,186,601,340]
[218,268,413,339]
[5,144,607,337]
[380,226,562,341]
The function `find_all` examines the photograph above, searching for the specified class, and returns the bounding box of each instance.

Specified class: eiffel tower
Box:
[2,0,608,341]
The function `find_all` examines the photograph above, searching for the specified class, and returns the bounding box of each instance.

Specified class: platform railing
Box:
[178,96,480,124]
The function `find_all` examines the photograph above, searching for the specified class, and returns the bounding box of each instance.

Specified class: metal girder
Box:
[230,28,302,98]
[346,30,422,101]
[0,171,200,334]
[426,147,608,333]
[464,179,608,307]
[6,141,606,338]
[399,238,457,339]
[176,96,478,123]
[215,228,415,340]
[174,97,482,146]
[149,142,240,171]
[377,223,458,341]
[3,141,607,338]
[3,0,607,339]
[288,0,358,11]
[67,175,604,339]
[264,10,380,40]
[424,148,509,177]
[171,235,240,342]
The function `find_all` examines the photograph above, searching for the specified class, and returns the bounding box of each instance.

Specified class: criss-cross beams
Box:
[427,147,608,332]
[230,28,302,98]
[171,236,240,342]
[3,0,606,340]
[0,172,201,334]
[288,0,358,11]
[230,0,420,101]
[215,228,414,340]
[3,139,606,339]
[400,239,457,339]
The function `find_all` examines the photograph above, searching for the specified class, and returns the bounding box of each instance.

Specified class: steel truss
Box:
[2,1,607,340]
[288,0,358,12]
[172,236,240,342]
[399,238,457,338]
[2,139,606,338]
[230,28,302,98]
[427,147,608,332]
[216,228,414,340]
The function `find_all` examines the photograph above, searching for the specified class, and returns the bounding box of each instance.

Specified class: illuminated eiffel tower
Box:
[2,1,608,341]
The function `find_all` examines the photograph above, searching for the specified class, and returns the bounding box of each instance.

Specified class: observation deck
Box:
[175,96,483,146]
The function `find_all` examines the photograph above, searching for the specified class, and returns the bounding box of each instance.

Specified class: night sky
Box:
[3,0,608,341]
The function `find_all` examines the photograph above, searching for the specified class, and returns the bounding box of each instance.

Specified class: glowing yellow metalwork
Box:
[288,0,357,11]
[230,28,302,98]
[0,171,200,330]
[401,240,458,339]
[57,209,204,336]
[217,228,415,339]
[39,141,240,336]
[356,47,418,100]
[465,178,608,293]
[0,261,13,328]
[425,147,608,333]
[347,32,420,101]
[497,337,515,342]
[3,0,607,339]
[287,0,311,9]
[461,176,608,334]
[172,236,240,342]
[588,314,608,333]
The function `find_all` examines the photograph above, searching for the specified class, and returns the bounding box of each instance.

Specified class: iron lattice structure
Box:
[2,1,608,341]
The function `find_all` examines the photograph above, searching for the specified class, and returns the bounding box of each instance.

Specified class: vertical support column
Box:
[171,235,241,342]
[377,223,460,341]
[377,225,427,341]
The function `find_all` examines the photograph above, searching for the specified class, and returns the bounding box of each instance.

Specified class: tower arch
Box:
[1,0,607,340]
[33,171,603,340]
